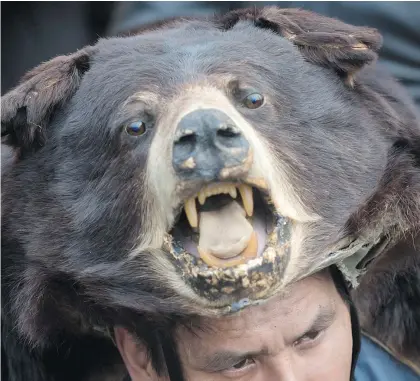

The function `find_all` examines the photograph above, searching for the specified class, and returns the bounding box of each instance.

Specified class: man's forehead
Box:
[179,271,334,335]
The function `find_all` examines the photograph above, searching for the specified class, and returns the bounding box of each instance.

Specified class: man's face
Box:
[116,271,353,381]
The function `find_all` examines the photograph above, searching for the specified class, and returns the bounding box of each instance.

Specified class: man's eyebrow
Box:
[310,304,337,329]
[199,348,269,372]
[295,304,337,340]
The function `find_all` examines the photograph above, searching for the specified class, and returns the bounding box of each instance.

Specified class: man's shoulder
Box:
[355,334,420,381]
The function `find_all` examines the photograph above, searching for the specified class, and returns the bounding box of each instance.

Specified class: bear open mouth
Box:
[170,182,276,268]
[164,180,292,307]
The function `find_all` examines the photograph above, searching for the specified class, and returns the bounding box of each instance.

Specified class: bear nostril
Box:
[177,133,196,145]
[217,125,239,139]
[174,132,197,157]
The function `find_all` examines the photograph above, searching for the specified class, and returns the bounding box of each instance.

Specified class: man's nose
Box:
[172,109,250,180]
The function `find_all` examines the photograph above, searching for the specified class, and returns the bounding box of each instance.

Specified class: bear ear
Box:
[1,46,96,158]
[219,7,383,86]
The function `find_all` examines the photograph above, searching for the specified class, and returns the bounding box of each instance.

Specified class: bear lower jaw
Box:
[163,215,292,313]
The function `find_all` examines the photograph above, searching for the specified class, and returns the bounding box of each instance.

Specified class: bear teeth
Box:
[197,183,237,205]
[238,184,253,217]
[183,183,254,228]
[184,198,198,228]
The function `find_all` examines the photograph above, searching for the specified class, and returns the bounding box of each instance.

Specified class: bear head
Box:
[2,7,420,346]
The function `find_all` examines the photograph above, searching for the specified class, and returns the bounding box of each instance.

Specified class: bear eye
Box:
[125,121,147,136]
[244,93,264,109]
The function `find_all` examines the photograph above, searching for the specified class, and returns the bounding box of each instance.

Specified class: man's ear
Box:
[219,7,383,86]
[115,326,157,381]
[1,46,96,158]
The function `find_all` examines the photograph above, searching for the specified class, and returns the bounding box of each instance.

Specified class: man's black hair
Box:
[329,265,361,378]
[124,265,361,381]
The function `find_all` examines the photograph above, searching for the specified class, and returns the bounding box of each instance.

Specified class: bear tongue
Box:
[198,200,254,259]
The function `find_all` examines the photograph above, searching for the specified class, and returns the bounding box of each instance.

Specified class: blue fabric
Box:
[355,335,420,381]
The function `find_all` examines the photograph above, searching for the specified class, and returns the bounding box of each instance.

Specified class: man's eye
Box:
[294,329,323,347]
[304,330,321,341]
[222,358,255,376]
[232,358,251,369]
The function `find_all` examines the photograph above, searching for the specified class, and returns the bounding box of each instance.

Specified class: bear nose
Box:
[172,109,250,181]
